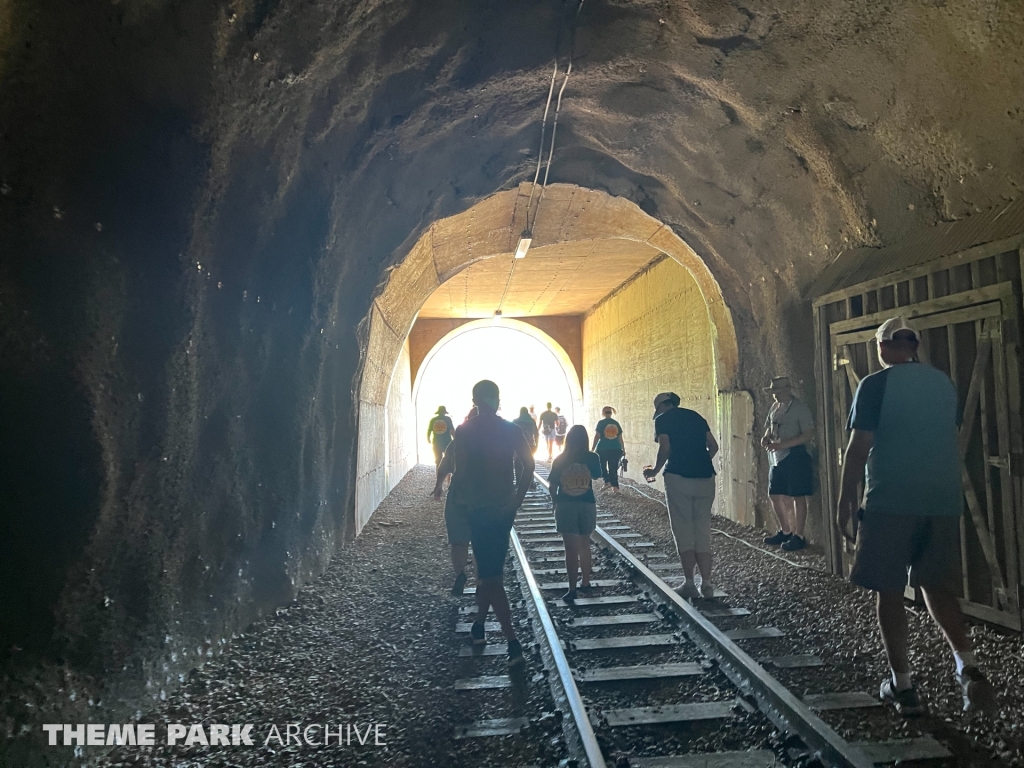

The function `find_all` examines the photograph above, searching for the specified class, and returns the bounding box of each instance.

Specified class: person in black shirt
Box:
[512,407,539,451]
[449,381,534,668]
[643,392,719,599]
[538,402,559,460]
[553,407,568,453]
[433,407,478,597]
[592,406,625,492]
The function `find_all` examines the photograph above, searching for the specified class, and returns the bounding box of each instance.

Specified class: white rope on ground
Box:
[618,481,827,574]
[709,526,827,575]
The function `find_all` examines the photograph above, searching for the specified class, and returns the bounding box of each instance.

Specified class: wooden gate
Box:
[812,234,1024,631]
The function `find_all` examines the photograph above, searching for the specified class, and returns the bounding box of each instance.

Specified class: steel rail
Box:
[590,526,875,768]
[509,521,607,768]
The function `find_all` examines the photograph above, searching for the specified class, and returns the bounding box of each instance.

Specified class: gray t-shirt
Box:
[847,363,962,517]
[764,397,814,466]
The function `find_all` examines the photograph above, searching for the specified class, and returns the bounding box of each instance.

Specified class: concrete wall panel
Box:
[386,340,417,496]
[355,401,386,533]
[363,304,405,405]
[583,257,717,497]
[357,341,416,534]
[375,239,440,339]
[717,391,756,527]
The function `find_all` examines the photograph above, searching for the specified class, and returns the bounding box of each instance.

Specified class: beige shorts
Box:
[664,474,716,554]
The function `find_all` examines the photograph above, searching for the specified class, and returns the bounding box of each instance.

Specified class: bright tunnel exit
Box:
[413,322,579,462]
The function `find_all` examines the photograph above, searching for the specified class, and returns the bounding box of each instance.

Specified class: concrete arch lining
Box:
[355,183,742,531]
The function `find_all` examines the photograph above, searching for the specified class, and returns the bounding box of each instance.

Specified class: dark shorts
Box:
[849,510,961,593]
[444,496,471,544]
[554,434,565,446]
[432,441,449,465]
[554,501,597,535]
[469,508,515,580]
[768,446,813,497]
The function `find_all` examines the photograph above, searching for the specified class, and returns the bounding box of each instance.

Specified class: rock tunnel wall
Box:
[582,256,717,493]
[2,0,1023,754]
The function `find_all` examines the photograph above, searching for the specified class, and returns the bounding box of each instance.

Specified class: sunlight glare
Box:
[415,325,576,461]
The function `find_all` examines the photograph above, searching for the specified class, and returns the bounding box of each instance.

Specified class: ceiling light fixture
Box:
[514,231,532,259]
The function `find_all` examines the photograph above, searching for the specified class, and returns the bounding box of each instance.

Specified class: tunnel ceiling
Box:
[418,238,660,318]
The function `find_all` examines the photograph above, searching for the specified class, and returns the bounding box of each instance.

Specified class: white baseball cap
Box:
[875,316,920,343]
[653,392,679,409]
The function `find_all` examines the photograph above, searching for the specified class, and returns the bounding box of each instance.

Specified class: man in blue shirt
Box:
[838,317,996,716]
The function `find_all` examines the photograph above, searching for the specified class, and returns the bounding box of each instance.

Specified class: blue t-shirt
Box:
[594,418,623,451]
[847,363,962,517]
[548,451,603,504]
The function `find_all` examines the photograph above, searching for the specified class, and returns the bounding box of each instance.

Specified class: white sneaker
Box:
[675,581,699,599]
[700,582,715,599]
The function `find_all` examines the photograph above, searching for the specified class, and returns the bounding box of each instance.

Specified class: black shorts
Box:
[432,442,449,465]
[850,510,960,593]
[469,508,515,580]
[768,446,813,497]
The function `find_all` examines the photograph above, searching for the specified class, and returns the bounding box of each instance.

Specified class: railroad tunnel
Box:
[2,0,1024,765]
[355,184,746,534]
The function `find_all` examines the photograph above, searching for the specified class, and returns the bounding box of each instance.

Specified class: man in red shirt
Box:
[448,380,534,667]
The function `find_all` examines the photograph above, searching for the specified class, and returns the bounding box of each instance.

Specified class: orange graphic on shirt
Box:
[433,420,448,434]
[603,424,620,440]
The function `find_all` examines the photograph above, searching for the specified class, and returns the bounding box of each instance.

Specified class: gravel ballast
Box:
[598,478,1024,767]
[95,465,562,768]
[84,465,1024,767]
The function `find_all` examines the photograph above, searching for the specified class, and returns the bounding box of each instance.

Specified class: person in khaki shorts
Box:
[838,316,997,716]
[643,392,719,599]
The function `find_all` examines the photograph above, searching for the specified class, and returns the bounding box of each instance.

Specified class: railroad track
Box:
[451,470,956,767]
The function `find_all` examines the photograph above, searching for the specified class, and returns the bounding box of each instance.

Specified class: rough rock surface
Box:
[2,0,1024,751]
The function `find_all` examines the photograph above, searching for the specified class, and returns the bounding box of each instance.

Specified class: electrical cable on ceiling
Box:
[522,61,559,228]
[497,0,585,317]
[526,0,584,232]
[530,61,571,231]
[499,62,558,317]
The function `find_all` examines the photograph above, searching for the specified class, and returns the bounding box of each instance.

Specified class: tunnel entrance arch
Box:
[354,183,744,534]
[411,319,584,463]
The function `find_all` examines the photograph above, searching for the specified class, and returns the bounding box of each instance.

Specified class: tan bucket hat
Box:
[763,376,793,393]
